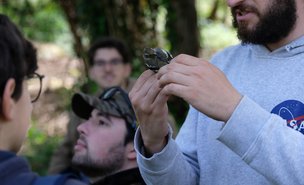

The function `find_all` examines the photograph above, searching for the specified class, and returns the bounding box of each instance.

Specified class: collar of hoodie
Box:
[249,35,304,58]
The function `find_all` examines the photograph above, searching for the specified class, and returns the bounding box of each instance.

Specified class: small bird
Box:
[143,47,173,72]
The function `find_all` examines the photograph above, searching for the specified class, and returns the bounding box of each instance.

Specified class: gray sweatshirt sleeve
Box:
[218,96,304,185]
[134,107,200,185]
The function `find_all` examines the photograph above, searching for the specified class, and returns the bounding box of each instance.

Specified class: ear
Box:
[126,142,136,161]
[1,79,16,121]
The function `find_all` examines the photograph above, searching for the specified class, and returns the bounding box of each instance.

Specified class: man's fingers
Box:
[130,70,154,95]
[158,68,193,89]
[170,54,203,66]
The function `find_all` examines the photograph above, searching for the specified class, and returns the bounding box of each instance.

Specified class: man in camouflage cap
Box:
[71,86,145,185]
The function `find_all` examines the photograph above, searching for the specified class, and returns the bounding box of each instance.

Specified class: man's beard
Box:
[232,0,297,45]
[72,142,125,178]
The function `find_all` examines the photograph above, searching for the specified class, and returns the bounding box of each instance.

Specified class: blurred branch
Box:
[207,0,219,20]
[57,0,88,77]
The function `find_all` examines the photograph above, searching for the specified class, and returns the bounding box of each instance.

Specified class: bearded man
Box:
[129,0,304,184]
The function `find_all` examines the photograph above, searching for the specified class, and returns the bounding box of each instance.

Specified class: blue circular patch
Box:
[271,100,304,135]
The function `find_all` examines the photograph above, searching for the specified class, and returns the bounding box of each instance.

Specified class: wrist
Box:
[223,93,243,123]
[142,135,168,157]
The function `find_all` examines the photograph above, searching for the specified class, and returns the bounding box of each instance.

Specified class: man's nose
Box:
[77,121,89,135]
[103,62,114,71]
[226,0,244,7]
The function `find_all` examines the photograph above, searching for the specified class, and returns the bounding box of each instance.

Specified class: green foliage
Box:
[22,124,62,175]
[79,78,100,94]
[197,0,228,20]
[201,21,239,57]
[0,0,73,53]
[131,58,146,78]
[75,0,108,42]
[55,87,78,112]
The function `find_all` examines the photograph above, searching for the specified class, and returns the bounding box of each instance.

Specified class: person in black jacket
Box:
[0,14,86,185]
[71,87,146,185]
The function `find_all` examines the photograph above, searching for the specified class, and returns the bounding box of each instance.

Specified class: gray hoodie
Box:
[135,36,304,185]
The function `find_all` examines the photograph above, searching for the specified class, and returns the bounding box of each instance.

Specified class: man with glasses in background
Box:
[71,87,146,185]
[0,14,86,185]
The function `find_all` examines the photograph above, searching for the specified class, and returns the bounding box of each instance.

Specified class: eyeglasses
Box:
[94,58,124,67]
[100,86,136,132]
[27,72,44,103]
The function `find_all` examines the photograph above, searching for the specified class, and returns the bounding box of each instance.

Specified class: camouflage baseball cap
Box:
[71,87,136,132]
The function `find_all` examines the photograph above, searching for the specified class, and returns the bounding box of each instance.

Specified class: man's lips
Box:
[74,138,87,151]
[236,9,256,22]
[233,5,258,23]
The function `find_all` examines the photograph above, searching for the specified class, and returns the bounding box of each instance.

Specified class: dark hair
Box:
[88,37,130,66]
[0,14,37,112]
[124,124,136,145]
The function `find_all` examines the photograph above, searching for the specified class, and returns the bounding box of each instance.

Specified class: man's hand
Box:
[157,54,242,122]
[129,70,170,155]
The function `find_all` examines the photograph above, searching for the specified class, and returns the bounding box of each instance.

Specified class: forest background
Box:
[0,0,239,175]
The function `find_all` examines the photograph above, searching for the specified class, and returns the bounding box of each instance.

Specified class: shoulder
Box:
[212,43,249,61]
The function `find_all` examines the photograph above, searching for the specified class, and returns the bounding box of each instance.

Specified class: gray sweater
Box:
[135,36,304,185]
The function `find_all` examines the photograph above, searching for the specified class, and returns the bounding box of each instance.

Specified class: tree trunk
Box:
[166,0,200,57]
